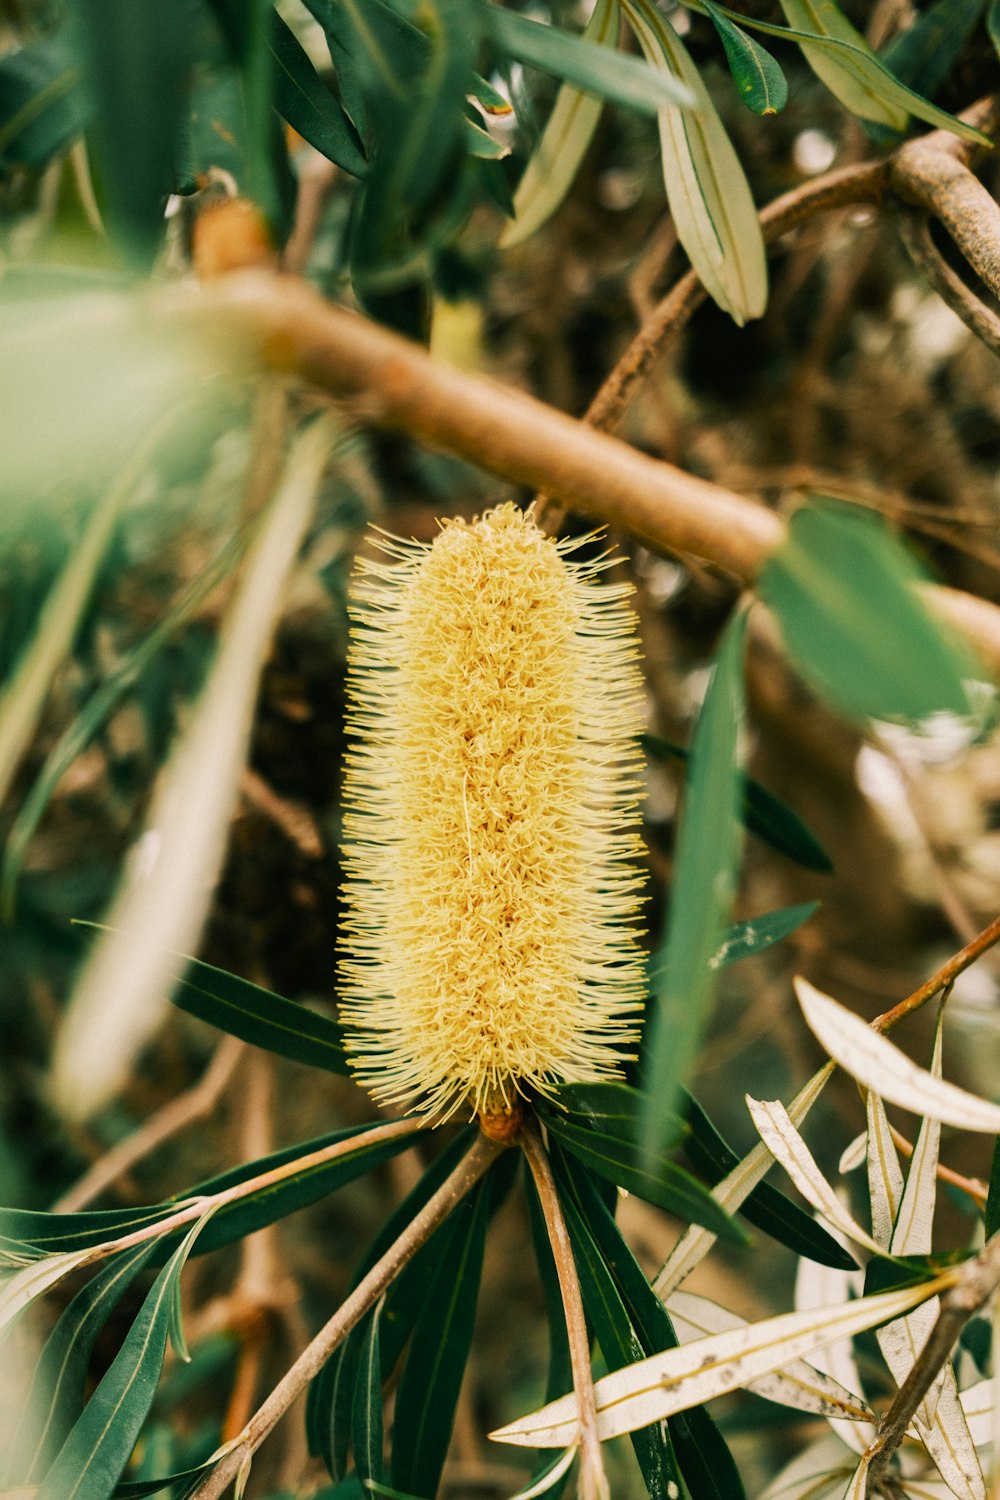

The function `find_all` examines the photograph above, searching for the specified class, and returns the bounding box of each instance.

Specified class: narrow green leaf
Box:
[74,0,197,264]
[641,734,833,872]
[549,1080,685,1144]
[990,0,1000,56]
[553,1146,746,1500]
[5,1243,157,1486]
[0,36,89,168]
[304,0,424,150]
[35,1209,214,1500]
[207,0,282,223]
[545,1116,746,1244]
[703,2,787,114]
[759,502,975,724]
[392,1180,491,1498]
[641,609,747,1162]
[986,1137,1000,1239]
[682,1091,856,1270]
[269,10,367,177]
[353,1299,385,1487]
[486,6,695,114]
[709,902,820,970]
[500,0,618,248]
[550,1167,685,1500]
[879,0,983,113]
[622,0,767,324]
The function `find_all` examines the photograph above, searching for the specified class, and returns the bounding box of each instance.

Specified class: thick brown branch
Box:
[178,273,1000,677]
[896,206,1000,357]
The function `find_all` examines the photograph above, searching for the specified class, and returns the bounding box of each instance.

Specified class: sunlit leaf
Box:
[777,0,908,126]
[500,0,618,248]
[491,1277,954,1448]
[794,1254,873,1458]
[796,978,1000,1132]
[50,421,334,1120]
[641,609,747,1162]
[0,1247,102,1338]
[745,1096,878,1256]
[866,1090,903,1250]
[759,503,975,725]
[623,0,767,324]
[703,2,787,114]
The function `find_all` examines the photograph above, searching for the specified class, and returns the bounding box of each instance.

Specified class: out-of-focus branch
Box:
[176,273,1000,677]
[897,206,1000,357]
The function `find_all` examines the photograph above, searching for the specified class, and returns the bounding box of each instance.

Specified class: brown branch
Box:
[521,1118,607,1500]
[51,1035,244,1212]
[174,272,1000,678]
[896,207,1000,358]
[891,135,1000,307]
[189,1130,504,1499]
[872,911,1000,1033]
[867,1231,1000,1489]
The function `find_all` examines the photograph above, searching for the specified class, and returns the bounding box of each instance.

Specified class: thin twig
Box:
[867,1232,1000,1488]
[897,206,1000,358]
[521,1118,608,1500]
[52,1035,245,1212]
[189,1130,504,1499]
[872,911,1000,1033]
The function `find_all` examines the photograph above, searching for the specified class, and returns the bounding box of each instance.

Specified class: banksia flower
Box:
[338,503,646,1121]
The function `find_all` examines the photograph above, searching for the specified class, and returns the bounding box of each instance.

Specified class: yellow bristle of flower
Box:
[338,503,647,1121]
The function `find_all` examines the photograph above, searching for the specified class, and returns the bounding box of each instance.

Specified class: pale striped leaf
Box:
[842,1449,872,1500]
[667,1289,874,1423]
[508,1446,578,1500]
[491,1279,953,1449]
[795,979,1000,1133]
[0,1249,97,1337]
[959,1377,995,1448]
[500,0,618,248]
[654,1063,833,1297]
[891,1015,943,1258]
[866,1091,903,1251]
[838,1131,867,1175]
[622,0,767,325]
[50,421,334,1120]
[758,1431,856,1500]
[745,1096,877,1256]
[794,1254,873,1457]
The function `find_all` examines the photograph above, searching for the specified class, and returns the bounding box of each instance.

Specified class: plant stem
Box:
[190,1129,504,1498]
[873,912,1000,1034]
[520,1118,608,1500]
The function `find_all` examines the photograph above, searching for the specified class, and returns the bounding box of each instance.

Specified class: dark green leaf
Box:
[987,1136,1000,1239]
[550,1081,686,1144]
[35,1211,211,1500]
[546,1165,684,1500]
[74,0,198,264]
[708,902,820,970]
[392,1179,490,1498]
[880,0,982,108]
[0,35,90,170]
[758,502,975,724]
[306,0,427,148]
[682,1091,856,1270]
[863,1247,972,1297]
[553,1146,746,1500]
[642,609,748,1161]
[487,6,694,113]
[205,0,283,223]
[704,2,787,114]
[543,1115,745,1244]
[269,10,367,176]
[641,734,833,873]
[353,1300,385,1487]
[5,1243,156,1486]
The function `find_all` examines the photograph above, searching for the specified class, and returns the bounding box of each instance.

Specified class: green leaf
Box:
[758,502,975,724]
[353,1299,385,1487]
[708,902,820,970]
[0,35,89,169]
[622,0,767,325]
[553,1146,746,1500]
[206,0,284,223]
[486,6,694,114]
[549,1167,684,1500]
[641,735,833,873]
[542,1113,746,1244]
[681,1090,856,1270]
[305,0,425,148]
[74,0,198,265]
[703,2,787,114]
[500,0,618,248]
[392,1178,491,1498]
[269,10,367,177]
[35,1209,214,1500]
[879,0,983,114]
[987,1136,1000,1239]
[550,1081,685,1144]
[641,609,747,1162]
[5,1243,156,1486]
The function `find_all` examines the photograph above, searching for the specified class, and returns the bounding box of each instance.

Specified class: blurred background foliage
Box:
[1,0,1000,1495]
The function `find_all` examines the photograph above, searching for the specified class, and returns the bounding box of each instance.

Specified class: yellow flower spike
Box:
[338,503,647,1122]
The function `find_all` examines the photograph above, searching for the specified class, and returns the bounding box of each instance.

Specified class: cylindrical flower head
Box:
[339,503,646,1120]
